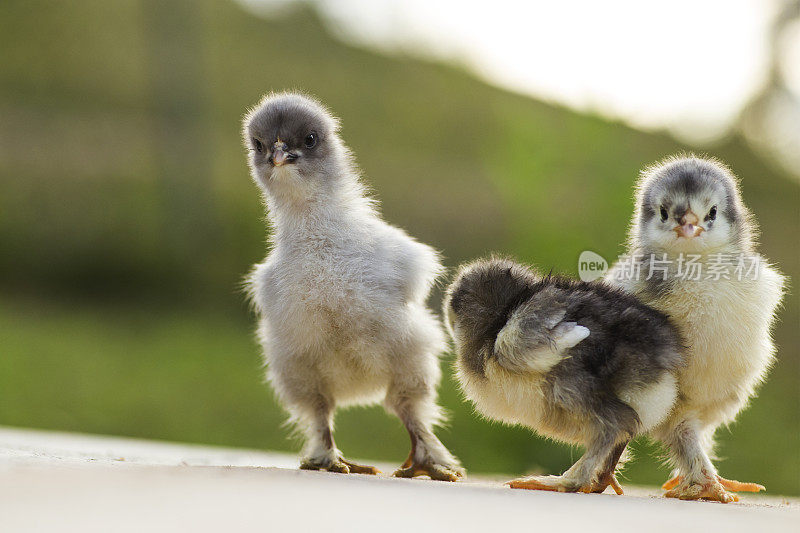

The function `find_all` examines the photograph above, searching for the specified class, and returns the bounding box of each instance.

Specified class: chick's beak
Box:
[674,210,704,239]
[272,149,287,166]
[272,141,289,166]
[271,141,296,167]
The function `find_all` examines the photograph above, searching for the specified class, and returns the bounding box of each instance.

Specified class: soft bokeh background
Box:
[1,0,798,494]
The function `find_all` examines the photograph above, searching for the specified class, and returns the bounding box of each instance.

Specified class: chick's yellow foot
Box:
[300,457,380,475]
[393,462,463,482]
[508,473,624,495]
[664,478,738,503]
[663,475,764,494]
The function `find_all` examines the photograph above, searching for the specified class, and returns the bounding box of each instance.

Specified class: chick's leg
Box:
[595,441,628,495]
[296,395,379,475]
[660,419,738,503]
[663,425,716,489]
[662,425,765,494]
[385,381,463,482]
[509,434,628,495]
[510,401,638,495]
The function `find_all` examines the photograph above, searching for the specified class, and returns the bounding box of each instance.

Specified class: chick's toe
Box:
[716,476,765,493]
[508,475,569,492]
[662,475,682,490]
[341,459,381,475]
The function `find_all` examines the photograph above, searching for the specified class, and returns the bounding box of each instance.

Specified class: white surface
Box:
[0,427,797,533]
[0,425,298,469]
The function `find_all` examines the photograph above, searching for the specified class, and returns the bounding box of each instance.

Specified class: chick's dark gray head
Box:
[634,156,754,252]
[444,258,536,347]
[243,93,342,191]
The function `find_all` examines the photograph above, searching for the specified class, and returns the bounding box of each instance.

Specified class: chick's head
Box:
[243,92,345,198]
[444,258,535,350]
[633,156,754,254]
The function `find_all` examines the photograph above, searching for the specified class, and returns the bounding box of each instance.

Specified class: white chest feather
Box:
[644,264,784,424]
[249,207,442,366]
[256,240,391,350]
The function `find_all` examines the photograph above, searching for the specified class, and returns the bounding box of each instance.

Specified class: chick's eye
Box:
[660,206,668,222]
[304,133,317,149]
[708,205,717,221]
[253,138,263,153]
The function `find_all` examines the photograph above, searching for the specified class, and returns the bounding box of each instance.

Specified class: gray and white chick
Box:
[243,92,462,481]
[606,155,786,502]
[444,258,684,494]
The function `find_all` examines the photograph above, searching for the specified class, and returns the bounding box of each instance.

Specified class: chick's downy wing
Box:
[494,287,590,374]
[382,233,442,303]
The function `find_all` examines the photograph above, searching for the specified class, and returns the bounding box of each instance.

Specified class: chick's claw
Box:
[393,462,463,482]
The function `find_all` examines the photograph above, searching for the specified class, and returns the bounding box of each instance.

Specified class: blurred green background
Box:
[1,1,797,495]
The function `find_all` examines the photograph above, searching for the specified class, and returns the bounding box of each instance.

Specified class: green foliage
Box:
[0,1,797,494]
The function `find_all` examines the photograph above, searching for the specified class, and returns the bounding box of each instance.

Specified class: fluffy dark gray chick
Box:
[243,92,462,481]
[444,258,684,494]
